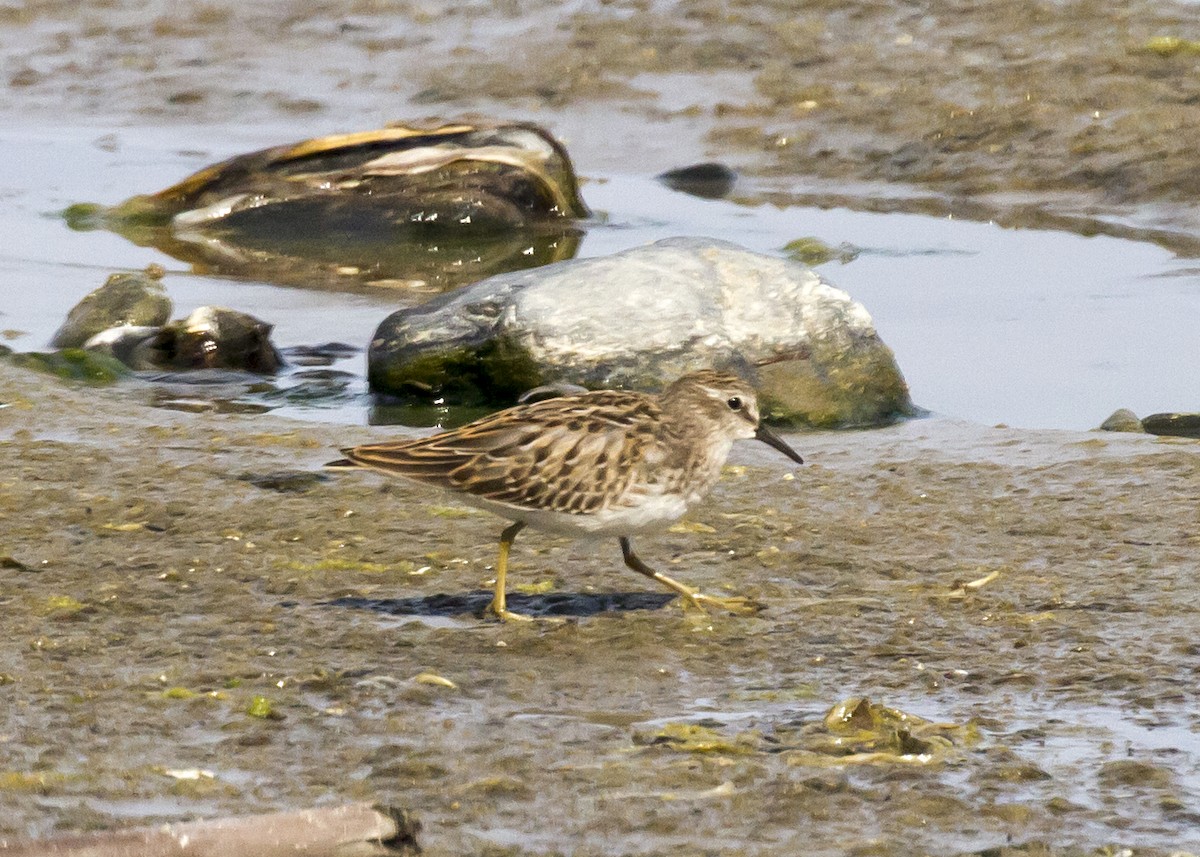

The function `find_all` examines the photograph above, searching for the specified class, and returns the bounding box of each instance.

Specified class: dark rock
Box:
[66,121,589,292]
[1141,412,1200,438]
[132,307,283,374]
[656,162,738,199]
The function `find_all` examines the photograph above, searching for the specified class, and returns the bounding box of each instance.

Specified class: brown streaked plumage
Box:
[327,370,804,621]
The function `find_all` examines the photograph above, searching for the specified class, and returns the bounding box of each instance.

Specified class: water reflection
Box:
[62,120,589,293]
[67,217,582,293]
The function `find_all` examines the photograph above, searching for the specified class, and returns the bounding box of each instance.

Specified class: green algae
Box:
[783,237,859,266]
[0,772,67,793]
[7,349,130,385]
[38,595,87,616]
[1140,36,1200,57]
[634,722,763,755]
[246,695,278,719]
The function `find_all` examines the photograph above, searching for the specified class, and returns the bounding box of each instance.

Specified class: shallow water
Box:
[2,125,1197,430]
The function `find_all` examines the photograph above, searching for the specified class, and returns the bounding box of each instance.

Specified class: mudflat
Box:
[3,364,1198,854]
[4,1,1200,853]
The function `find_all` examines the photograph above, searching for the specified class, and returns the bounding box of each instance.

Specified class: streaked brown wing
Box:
[341,391,661,514]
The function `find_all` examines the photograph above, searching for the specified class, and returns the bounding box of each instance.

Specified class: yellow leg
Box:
[487,522,534,622]
[619,537,764,616]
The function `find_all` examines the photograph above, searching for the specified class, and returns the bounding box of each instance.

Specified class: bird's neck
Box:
[658,413,735,502]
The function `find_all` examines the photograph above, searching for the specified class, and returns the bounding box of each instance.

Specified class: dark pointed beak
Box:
[755,423,804,465]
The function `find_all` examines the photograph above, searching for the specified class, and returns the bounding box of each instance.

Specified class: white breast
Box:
[453,488,690,539]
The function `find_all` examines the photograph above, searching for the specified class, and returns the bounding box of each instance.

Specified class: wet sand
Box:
[4,1,1200,853]
[3,365,1199,854]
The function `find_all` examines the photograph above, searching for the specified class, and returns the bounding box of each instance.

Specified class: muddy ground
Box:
[4,1,1200,854]
[3,365,1200,855]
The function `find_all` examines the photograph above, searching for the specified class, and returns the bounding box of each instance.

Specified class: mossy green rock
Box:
[51,267,172,349]
[368,336,543,407]
[1098,408,1145,433]
[369,238,913,427]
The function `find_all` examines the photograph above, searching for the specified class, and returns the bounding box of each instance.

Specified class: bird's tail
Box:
[323,450,361,470]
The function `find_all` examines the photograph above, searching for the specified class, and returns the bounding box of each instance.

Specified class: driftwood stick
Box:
[0,802,419,857]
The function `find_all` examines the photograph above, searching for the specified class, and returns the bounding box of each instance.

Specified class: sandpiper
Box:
[327,370,804,621]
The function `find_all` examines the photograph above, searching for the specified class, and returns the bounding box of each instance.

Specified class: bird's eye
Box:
[726,396,742,411]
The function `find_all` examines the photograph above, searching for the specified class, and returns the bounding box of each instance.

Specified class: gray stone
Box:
[1098,408,1145,433]
[368,237,913,427]
[656,163,738,199]
[50,267,172,348]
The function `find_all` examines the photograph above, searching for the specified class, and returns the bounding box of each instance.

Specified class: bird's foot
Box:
[484,601,567,624]
[681,591,766,616]
[485,602,536,623]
